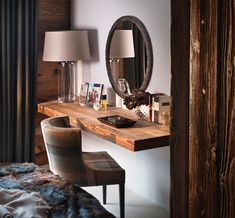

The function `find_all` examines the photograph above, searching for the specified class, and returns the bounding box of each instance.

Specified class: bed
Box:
[0,162,115,218]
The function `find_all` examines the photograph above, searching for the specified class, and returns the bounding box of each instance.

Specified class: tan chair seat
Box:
[83,151,125,186]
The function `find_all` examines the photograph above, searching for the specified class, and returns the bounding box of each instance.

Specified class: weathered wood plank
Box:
[189,0,218,217]
[38,101,170,152]
[217,0,235,217]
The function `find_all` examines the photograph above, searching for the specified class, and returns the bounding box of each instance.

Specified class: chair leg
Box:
[103,185,107,204]
[119,183,125,218]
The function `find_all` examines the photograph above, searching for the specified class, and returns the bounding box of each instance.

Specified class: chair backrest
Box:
[41,116,86,182]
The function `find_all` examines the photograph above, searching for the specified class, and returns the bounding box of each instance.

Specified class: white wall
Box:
[71,0,171,211]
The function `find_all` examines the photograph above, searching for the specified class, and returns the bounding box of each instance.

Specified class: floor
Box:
[83,185,170,218]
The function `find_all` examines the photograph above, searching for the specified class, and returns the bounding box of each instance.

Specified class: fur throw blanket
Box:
[0,163,115,218]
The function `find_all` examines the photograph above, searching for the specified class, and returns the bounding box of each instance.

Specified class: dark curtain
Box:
[131,25,145,89]
[0,0,38,162]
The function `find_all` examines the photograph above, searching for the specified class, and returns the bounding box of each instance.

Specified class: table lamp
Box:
[43,30,90,103]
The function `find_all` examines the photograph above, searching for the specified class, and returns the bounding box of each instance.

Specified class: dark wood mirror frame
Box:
[105,15,153,98]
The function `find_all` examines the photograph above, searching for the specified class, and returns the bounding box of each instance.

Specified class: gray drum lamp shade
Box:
[43,30,90,62]
[110,30,135,58]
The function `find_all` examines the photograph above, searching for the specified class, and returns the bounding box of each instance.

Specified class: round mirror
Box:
[105,15,153,98]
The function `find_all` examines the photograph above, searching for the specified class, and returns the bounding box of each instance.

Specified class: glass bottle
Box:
[101,95,107,109]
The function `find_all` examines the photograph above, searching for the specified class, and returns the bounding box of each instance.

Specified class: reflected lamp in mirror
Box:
[109,30,135,95]
[43,30,90,103]
[110,30,135,58]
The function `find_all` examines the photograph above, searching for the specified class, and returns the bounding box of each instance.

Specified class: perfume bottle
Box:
[101,95,107,109]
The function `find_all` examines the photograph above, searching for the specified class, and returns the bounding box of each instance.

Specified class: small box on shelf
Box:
[151,94,171,125]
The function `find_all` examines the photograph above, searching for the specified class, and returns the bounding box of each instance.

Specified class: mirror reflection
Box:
[106,16,153,98]
[109,21,147,93]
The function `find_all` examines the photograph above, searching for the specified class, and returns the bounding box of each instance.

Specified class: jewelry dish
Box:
[97,115,137,128]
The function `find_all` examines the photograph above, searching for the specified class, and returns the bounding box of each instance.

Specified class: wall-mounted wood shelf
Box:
[38,100,170,151]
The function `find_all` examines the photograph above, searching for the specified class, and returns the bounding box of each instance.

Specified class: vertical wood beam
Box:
[171,0,234,217]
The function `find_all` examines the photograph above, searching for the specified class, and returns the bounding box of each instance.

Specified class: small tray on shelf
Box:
[97,115,137,128]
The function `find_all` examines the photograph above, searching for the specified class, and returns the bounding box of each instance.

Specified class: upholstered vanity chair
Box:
[41,116,125,218]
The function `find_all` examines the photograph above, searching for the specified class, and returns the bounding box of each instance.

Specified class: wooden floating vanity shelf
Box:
[38,100,170,151]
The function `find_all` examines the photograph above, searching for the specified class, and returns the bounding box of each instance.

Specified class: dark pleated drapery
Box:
[0,0,38,162]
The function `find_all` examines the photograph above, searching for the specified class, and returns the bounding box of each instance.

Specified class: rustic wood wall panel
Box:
[170,0,190,217]
[217,0,235,217]
[35,0,71,165]
[34,113,48,165]
[37,0,71,102]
